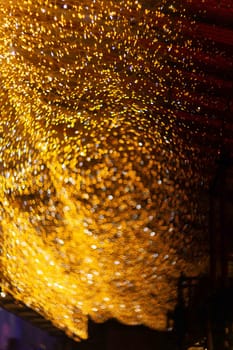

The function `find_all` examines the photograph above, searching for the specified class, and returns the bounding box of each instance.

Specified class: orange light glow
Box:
[0,0,210,340]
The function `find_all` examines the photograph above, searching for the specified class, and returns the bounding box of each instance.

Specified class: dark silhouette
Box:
[6,338,21,350]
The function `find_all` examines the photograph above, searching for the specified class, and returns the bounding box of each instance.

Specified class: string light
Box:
[0,0,219,341]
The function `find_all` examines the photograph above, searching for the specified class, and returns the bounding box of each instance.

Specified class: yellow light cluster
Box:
[0,0,210,340]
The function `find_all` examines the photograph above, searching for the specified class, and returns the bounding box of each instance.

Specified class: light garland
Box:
[0,0,217,341]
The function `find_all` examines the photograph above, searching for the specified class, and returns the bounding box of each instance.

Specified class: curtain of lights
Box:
[1,0,230,341]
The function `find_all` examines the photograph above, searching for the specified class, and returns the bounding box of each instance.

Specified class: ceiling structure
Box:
[0,0,232,341]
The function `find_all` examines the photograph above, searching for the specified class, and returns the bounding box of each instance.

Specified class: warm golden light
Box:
[0,0,211,341]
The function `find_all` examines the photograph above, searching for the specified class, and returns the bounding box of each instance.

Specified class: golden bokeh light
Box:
[0,0,216,341]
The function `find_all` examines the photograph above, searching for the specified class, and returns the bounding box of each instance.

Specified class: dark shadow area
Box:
[75,319,177,350]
